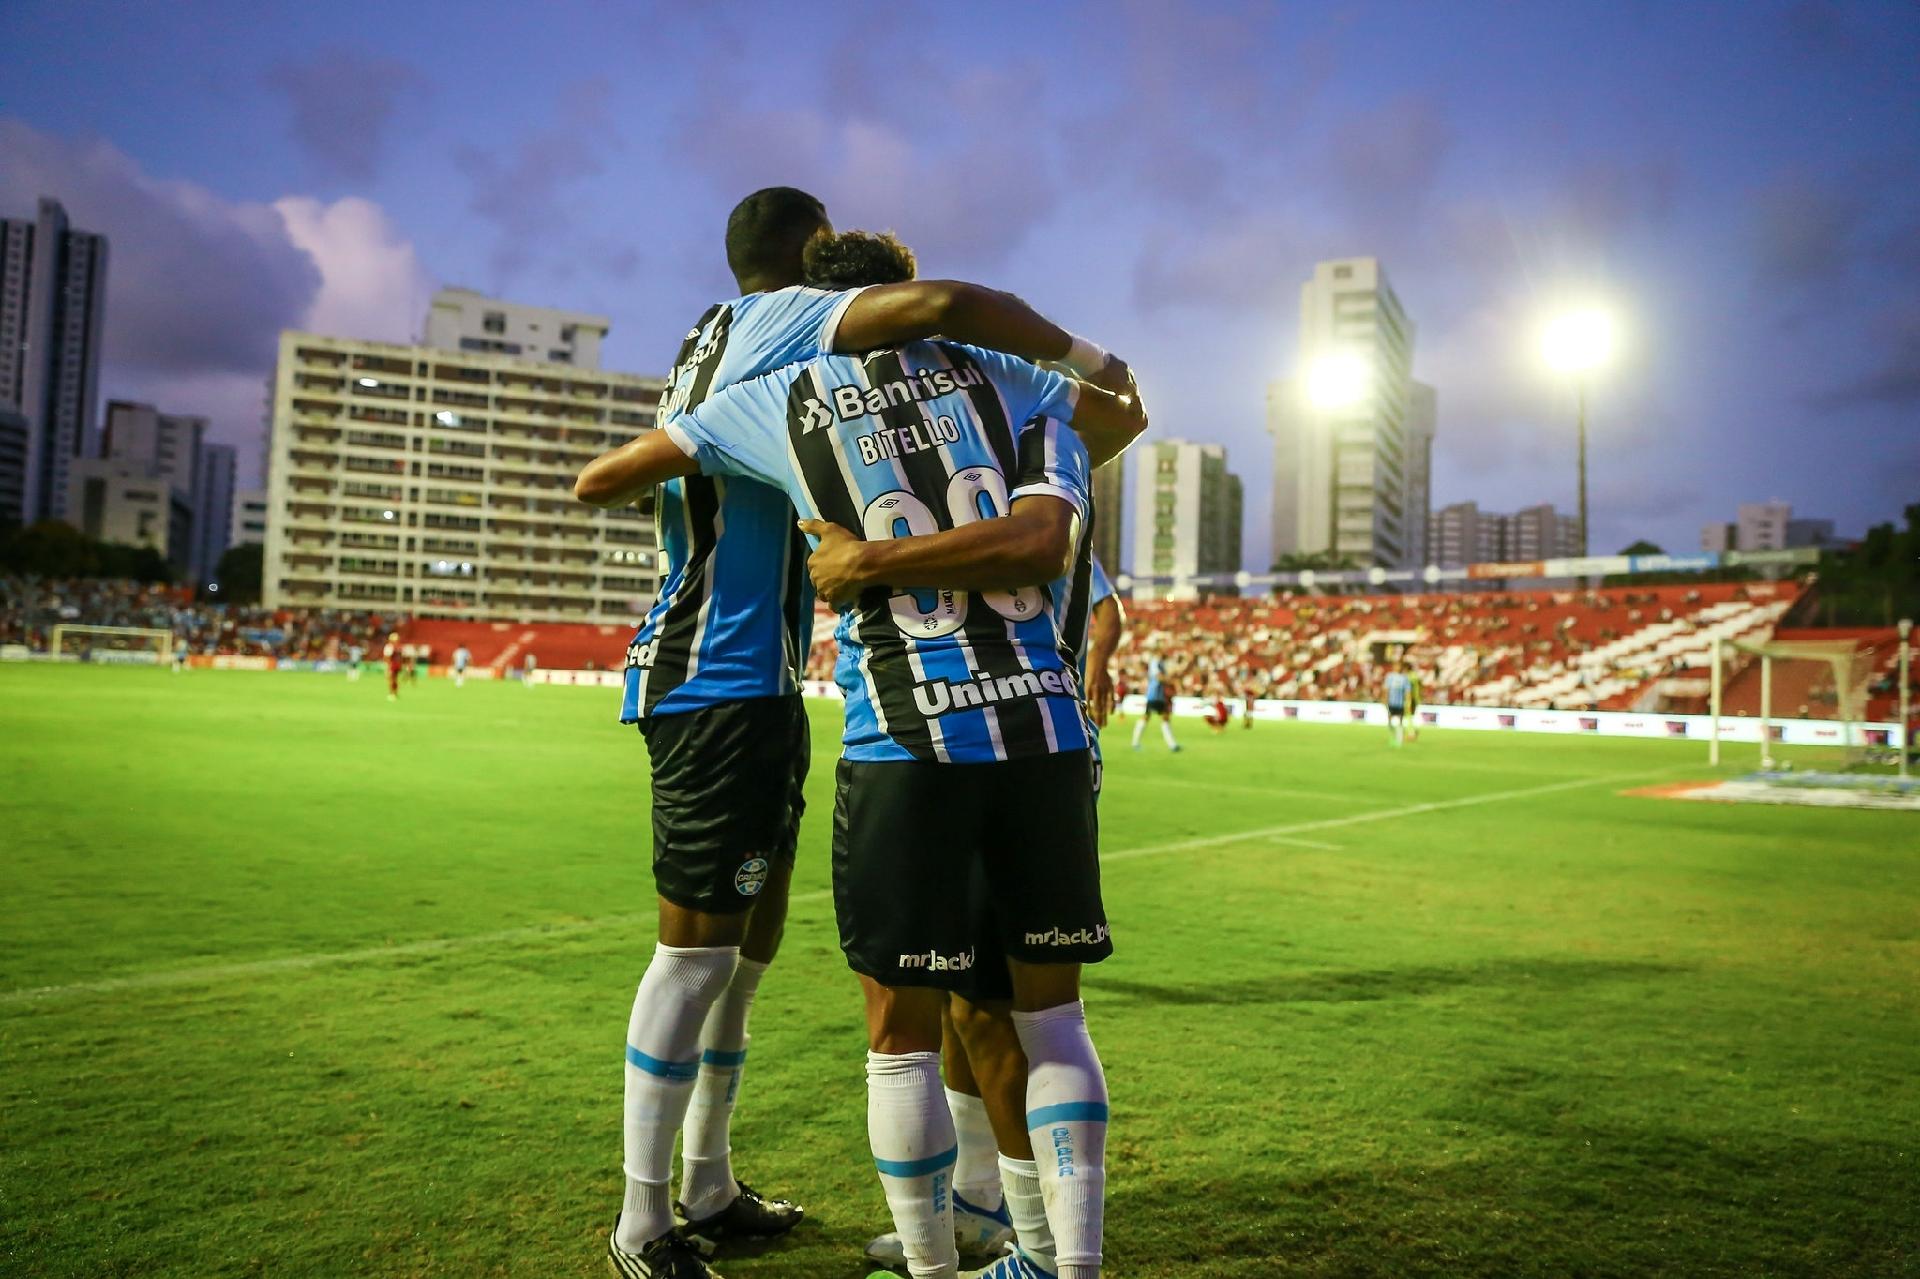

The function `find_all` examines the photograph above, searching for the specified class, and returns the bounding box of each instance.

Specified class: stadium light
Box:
[1538,302,1623,558]
[1305,350,1371,411]
[358,377,379,387]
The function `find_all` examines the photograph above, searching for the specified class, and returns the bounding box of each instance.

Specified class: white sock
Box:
[1014,1002,1108,1279]
[616,944,738,1252]
[945,1088,1002,1211]
[679,956,767,1219]
[868,1051,959,1279]
[999,1153,1056,1265]
[1130,719,1145,748]
[1159,719,1178,749]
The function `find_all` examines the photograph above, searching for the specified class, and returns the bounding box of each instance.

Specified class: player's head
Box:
[725,187,830,292]
[802,229,917,290]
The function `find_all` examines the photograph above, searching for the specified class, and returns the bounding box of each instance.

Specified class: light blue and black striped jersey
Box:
[1060,555,1117,760]
[1145,657,1167,703]
[666,340,1093,764]
[621,285,868,721]
[1385,671,1411,706]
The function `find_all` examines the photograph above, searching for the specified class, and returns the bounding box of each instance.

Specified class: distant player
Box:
[170,640,186,675]
[1130,655,1180,752]
[383,633,403,702]
[521,651,536,689]
[1383,660,1411,747]
[1242,689,1256,730]
[453,645,472,689]
[1203,692,1231,733]
[406,644,422,684]
[1406,667,1424,742]
[346,642,366,680]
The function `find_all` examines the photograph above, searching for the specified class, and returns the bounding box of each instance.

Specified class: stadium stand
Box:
[1099,581,1804,713]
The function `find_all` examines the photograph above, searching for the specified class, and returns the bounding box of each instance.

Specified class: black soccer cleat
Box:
[608,1224,725,1279]
[676,1181,806,1244]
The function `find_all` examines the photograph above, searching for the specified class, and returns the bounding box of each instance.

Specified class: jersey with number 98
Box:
[664,340,1095,764]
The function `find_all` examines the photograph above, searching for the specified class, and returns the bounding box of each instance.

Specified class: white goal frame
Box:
[1709,634,1868,768]
[49,625,174,663]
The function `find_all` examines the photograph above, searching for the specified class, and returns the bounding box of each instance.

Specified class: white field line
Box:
[1119,774,1376,805]
[0,768,1662,1007]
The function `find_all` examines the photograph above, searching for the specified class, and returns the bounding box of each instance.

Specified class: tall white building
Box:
[231,488,268,547]
[261,330,662,621]
[1429,499,1580,567]
[1268,258,1436,568]
[1129,438,1243,598]
[1,197,109,522]
[196,443,236,583]
[423,287,609,369]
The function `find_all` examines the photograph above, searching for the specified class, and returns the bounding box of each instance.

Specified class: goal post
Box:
[1710,633,1872,769]
[48,625,174,664]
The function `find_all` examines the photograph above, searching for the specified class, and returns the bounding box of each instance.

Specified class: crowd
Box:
[0,577,398,660]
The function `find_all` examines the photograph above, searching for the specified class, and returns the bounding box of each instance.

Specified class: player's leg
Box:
[1158,708,1179,752]
[839,758,981,1279]
[986,752,1111,1279]
[666,696,809,1241]
[948,995,1057,1271]
[617,701,803,1265]
[1129,713,1145,750]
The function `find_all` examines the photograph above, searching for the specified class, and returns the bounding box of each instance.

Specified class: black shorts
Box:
[1145,696,1171,715]
[959,756,1104,1003]
[640,693,809,914]
[832,749,1111,991]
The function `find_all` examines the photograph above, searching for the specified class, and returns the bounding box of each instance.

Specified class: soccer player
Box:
[452,644,472,689]
[862,553,1124,1275]
[1129,655,1180,752]
[346,642,365,680]
[1383,659,1412,747]
[521,651,536,689]
[1202,691,1231,733]
[584,193,1138,1279]
[577,263,1144,1279]
[383,633,402,702]
[1406,666,1424,742]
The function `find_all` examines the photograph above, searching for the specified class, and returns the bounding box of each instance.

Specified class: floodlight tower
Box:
[1539,306,1620,557]
[1900,618,1912,779]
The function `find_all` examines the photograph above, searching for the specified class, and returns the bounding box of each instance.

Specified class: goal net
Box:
[1709,634,1876,768]
[49,625,174,665]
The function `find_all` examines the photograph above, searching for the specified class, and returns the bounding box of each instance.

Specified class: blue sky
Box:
[3,0,1916,567]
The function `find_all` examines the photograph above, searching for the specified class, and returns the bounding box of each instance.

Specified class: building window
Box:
[483,311,506,334]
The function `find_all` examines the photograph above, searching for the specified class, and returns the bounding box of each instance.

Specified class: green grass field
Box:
[2,664,1915,1278]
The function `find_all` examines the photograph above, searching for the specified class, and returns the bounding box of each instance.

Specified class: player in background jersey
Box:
[383,633,402,702]
[1383,659,1412,747]
[1406,667,1424,741]
[591,192,1140,1279]
[1130,655,1180,752]
[577,242,1145,1279]
[452,644,471,688]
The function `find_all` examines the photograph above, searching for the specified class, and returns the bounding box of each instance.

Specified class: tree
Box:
[1618,539,1663,556]
[1811,504,1920,626]
[0,521,171,581]
[211,543,263,605]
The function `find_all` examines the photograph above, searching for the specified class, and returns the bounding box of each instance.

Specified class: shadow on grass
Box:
[1087,957,1685,1007]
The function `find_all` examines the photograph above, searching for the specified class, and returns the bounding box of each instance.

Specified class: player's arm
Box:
[1067,380,1149,468]
[833,281,1134,397]
[1086,594,1125,727]
[573,430,697,507]
[800,496,1076,607]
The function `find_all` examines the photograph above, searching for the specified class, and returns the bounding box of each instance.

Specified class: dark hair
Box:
[724,187,830,288]
[802,229,918,290]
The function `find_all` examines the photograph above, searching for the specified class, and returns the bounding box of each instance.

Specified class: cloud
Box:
[1327,95,1451,219]
[455,78,619,284]
[1131,211,1316,310]
[0,118,319,378]
[1751,177,1860,291]
[1814,309,1920,408]
[265,49,428,182]
[275,195,431,342]
[0,118,430,463]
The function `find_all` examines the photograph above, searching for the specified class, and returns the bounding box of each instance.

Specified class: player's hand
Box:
[1086,354,1134,399]
[1088,665,1116,728]
[798,518,869,607]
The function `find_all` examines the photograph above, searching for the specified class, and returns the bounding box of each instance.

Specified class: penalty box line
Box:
[0,768,1658,1008]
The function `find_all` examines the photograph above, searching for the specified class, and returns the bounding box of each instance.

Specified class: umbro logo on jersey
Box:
[911,668,1078,717]
[898,947,974,972]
